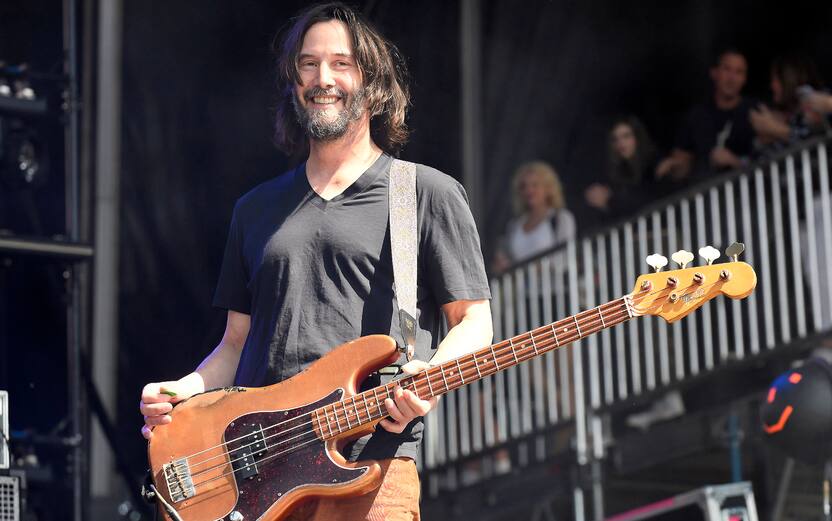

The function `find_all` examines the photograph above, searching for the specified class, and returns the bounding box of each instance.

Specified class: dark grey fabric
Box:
[212,153,491,460]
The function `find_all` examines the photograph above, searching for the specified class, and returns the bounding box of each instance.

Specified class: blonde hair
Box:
[511,161,565,215]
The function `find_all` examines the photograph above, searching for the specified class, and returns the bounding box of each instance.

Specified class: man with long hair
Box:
[139,3,492,519]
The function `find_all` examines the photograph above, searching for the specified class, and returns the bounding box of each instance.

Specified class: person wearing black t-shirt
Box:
[656,49,757,183]
[138,4,493,519]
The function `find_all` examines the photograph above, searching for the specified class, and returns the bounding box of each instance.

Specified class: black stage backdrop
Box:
[5,0,830,479]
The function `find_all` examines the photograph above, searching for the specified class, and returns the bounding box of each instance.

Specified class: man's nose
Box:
[316,62,335,88]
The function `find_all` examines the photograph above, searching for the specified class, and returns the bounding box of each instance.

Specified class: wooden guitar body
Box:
[147,334,401,521]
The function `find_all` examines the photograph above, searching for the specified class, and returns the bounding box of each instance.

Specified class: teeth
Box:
[312,96,338,104]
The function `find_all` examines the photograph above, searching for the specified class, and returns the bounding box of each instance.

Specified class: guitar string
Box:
[182,297,631,471]
[190,275,731,491]
[170,278,685,470]
[185,303,639,487]
[187,301,654,490]
[183,279,721,486]
[182,297,631,473]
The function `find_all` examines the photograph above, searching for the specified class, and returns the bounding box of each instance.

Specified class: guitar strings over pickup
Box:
[163,458,195,503]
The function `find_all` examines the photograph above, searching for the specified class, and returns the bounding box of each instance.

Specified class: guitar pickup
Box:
[230,424,268,480]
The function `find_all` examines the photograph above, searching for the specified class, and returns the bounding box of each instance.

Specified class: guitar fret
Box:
[314,408,323,438]
[440,366,450,391]
[456,359,465,384]
[409,379,420,399]
[344,402,353,429]
[598,306,606,328]
[510,338,519,363]
[363,393,371,420]
[333,405,343,433]
[490,344,500,370]
[531,334,539,355]
[473,354,482,378]
[550,324,560,346]
[425,369,435,396]
[573,315,582,337]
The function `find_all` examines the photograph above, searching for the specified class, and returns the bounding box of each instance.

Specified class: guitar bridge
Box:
[163,458,195,503]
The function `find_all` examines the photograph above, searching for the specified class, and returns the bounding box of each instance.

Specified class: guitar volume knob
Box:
[230,511,244,521]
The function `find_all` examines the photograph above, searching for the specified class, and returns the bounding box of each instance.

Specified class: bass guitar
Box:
[147,247,756,521]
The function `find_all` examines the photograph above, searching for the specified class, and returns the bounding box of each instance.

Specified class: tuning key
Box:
[646,253,668,273]
[698,245,720,265]
[725,242,745,262]
[671,249,694,269]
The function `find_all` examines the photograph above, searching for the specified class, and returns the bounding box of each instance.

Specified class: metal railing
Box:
[420,136,832,493]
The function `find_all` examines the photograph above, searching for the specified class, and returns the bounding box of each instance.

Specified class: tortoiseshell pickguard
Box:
[218,389,368,520]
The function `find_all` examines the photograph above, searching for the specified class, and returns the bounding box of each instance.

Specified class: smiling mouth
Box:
[310,96,340,105]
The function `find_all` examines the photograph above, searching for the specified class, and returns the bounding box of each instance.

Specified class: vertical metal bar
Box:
[624,222,641,393]
[755,167,776,348]
[651,211,670,385]
[485,279,500,447]
[435,379,447,465]
[596,235,613,404]
[695,193,714,369]
[424,401,437,469]
[681,199,699,374]
[802,148,822,332]
[446,391,458,462]
[529,262,546,429]
[786,155,807,337]
[458,386,470,457]
[638,217,655,389]
[541,256,558,424]
[770,162,792,343]
[740,174,760,354]
[583,239,600,410]
[496,274,510,441]
[556,253,570,418]
[568,240,587,464]
[724,181,745,359]
[610,229,627,399]
[666,205,684,380]
[518,266,533,434]
[709,187,729,363]
[459,0,483,222]
[507,271,522,438]
[818,143,832,328]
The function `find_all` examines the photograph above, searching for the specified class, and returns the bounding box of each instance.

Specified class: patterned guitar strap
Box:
[381,158,418,381]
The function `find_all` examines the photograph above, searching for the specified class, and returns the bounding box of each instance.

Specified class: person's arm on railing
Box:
[655,149,693,180]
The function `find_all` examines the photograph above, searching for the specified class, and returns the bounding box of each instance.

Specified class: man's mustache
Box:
[303,87,347,101]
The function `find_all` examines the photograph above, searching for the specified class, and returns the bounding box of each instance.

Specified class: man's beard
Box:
[292,86,366,142]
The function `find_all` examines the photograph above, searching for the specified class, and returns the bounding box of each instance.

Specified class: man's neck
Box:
[714,91,741,110]
[305,120,382,199]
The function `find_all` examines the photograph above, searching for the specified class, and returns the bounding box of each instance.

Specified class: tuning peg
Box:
[698,245,720,265]
[646,253,668,272]
[725,242,745,262]
[671,249,694,269]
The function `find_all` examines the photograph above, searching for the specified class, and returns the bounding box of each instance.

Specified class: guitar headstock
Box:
[631,243,757,323]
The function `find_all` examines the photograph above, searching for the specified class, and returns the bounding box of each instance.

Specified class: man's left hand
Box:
[380,359,440,434]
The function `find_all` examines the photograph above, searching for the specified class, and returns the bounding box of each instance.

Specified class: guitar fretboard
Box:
[312,296,634,439]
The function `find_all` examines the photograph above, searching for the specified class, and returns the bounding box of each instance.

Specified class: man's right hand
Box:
[140,380,196,440]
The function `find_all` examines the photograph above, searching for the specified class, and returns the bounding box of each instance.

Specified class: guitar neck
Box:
[313,295,636,440]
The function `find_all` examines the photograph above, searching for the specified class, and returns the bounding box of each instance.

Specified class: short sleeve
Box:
[419,174,491,306]
[212,205,252,314]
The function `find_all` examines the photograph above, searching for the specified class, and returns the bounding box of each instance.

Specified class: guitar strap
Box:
[386,158,418,373]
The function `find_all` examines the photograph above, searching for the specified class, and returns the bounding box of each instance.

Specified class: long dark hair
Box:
[607,115,656,185]
[771,54,823,113]
[272,3,411,156]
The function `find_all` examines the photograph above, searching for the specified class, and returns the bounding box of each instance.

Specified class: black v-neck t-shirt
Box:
[212,153,491,460]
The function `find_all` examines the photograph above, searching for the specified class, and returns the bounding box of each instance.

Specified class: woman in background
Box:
[751,54,831,147]
[492,161,576,274]
[584,115,659,222]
